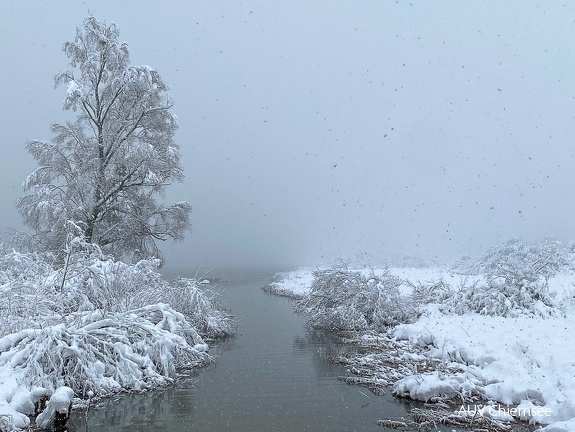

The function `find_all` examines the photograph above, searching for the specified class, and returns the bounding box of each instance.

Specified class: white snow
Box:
[35,387,74,428]
[393,372,470,401]
[0,366,33,430]
[271,264,575,430]
[0,247,232,430]
[268,266,479,297]
[392,304,575,428]
[264,267,317,297]
[65,80,82,97]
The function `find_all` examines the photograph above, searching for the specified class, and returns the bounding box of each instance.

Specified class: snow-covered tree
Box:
[17,17,190,262]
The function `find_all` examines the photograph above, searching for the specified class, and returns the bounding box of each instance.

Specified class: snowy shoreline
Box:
[0,248,233,431]
[264,264,575,431]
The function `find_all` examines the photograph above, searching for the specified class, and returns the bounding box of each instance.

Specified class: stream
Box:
[68,269,410,431]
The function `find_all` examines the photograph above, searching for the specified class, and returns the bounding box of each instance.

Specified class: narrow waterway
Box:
[69,271,410,431]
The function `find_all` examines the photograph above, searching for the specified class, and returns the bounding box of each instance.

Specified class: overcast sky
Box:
[1,1,575,270]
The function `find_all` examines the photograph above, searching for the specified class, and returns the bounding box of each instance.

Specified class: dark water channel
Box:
[69,271,410,431]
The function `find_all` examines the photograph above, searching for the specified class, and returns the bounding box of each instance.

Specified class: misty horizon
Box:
[2,1,574,270]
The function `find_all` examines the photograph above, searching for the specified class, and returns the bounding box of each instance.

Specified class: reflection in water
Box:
[69,275,409,431]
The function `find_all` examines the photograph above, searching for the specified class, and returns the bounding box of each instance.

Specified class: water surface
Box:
[69,271,409,431]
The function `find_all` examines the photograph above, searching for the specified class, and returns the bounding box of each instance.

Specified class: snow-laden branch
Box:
[0,246,233,430]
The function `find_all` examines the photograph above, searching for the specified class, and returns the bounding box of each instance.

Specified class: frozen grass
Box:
[269,239,575,431]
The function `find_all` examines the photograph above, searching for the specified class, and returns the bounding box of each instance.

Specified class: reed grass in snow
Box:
[0,242,232,430]
[268,239,575,431]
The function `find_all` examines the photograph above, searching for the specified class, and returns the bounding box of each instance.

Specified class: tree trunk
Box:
[86,123,106,244]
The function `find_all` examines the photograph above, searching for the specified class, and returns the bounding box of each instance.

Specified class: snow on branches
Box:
[0,239,232,430]
[291,238,571,334]
[294,266,409,331]
[17,16,190,263]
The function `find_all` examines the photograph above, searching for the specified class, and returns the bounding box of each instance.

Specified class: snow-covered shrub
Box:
[295,266,407,331]
[0,304,210,399]
[459,238,563,317]
[418,239,564,318]
[0,249,61,335]
[0,237,233,406]
[412,275,561,318]
[454,274,560,318]
[0,236,233,331]
[408,279,453,307]
[476,238,568,281]
[167,278,234,339]
[452,238,572,277]
[450,255,478,275]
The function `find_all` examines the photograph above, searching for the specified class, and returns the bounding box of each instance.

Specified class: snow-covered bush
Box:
[452,238,572,277]
[455,275,560,318]
[413,239,564,318]
[0,304,210,398]
[0,248,61,336]
[0,236,233,333]
[0,237,233,410]
[476,237,568,280]
[408,278,454,307]
[458,238,563,317]
[295,266,407,331]
[60,248,233,339]
[411,276,561,318]
[168,278,233,339]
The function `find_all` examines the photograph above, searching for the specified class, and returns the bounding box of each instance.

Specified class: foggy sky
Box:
[2,1,575,270]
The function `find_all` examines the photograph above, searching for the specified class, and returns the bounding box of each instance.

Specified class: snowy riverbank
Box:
[265,258,575,431]
[0,245,233,430]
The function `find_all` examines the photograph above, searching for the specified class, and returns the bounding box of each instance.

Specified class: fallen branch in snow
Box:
[337,376,386,395]
[35,386,74,429]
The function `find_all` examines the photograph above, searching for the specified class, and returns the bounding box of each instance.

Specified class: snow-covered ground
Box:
[0,335,80,430]
[264,266,484,298]
[263,267,317,298]
[268,266,575,431]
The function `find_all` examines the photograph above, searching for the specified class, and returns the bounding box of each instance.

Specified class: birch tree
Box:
[17,17,191,262]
